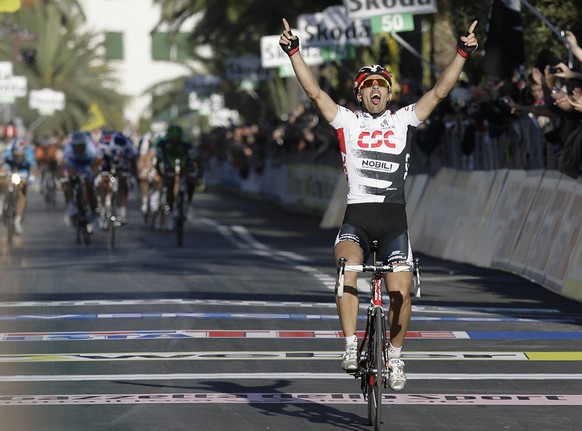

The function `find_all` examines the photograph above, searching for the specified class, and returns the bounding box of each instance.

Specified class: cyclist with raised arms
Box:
[279,18,478,391]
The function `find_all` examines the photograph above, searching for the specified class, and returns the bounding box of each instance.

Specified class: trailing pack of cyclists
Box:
[0,124,203,242]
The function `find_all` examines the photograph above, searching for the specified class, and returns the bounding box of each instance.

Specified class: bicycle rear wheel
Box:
[110,192,117,248]
[175,190,184,247]
[6,193,15,245]
[367,308,384,429]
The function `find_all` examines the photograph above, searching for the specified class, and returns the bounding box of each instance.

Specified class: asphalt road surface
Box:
[0,185,580,431]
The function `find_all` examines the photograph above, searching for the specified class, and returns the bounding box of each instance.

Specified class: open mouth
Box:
[371,93,381,105]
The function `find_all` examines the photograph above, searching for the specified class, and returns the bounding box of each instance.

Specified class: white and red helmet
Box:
[352,64,392,99]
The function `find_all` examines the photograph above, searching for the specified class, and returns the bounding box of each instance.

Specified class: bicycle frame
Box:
[337,242,416,429]
[3,173,18,244]
[98,160,128,248]
[70,173,93,245]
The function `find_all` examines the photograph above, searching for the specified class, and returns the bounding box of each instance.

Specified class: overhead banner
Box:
[29,88,65,115]
[225,55,272,81]
[343,0,437,20]
[0,0,21,13]
[260,33,323,69]
[184,75,221,97]
[298,5,371,48]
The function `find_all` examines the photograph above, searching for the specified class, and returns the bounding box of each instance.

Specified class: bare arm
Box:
[280,18,338,123]
[415,20,478,122]
[564,30,582,63]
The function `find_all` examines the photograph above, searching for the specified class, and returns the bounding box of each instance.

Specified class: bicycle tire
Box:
[110,190,117,248]
[74,178,90,246]
[176,190,184,247]
[6,192,14,245]
[367,308,384,429]
[44,173,57,209]
[82,223,91,245]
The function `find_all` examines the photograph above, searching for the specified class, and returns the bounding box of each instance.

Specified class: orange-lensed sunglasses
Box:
[359,77,391,91]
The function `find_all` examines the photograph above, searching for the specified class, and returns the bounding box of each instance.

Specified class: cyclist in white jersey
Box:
[280,18,479,391]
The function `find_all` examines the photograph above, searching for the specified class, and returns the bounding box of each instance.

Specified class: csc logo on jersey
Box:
[357,130,395,149]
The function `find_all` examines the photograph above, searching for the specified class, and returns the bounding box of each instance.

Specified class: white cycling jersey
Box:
[330,104,422,205]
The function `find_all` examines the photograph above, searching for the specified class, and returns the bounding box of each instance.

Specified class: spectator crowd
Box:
[196,28,582,183]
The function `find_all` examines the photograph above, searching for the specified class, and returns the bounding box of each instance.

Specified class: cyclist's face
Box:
[72,144,86,155]
[13,150,25,162]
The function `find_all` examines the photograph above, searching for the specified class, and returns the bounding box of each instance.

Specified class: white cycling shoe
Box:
[388,358,407,391]
[341,345,359,373]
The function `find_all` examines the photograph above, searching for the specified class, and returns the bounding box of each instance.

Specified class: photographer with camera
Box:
[537,34,582,178]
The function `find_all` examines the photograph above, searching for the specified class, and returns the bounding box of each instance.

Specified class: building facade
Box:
[78,0,199,126]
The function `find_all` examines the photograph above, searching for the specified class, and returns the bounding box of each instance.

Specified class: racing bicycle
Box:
[173,159,187,247]
[1,171,26,245]
[98,157,128,248]
[337,240,421,430]
[70,172,93,245]
[40,165,58,209]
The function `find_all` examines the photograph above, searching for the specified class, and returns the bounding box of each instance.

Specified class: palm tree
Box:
[151,0,340,124]
[0,2,127,137]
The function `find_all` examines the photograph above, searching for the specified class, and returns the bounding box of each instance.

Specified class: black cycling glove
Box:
[457,39,478,58]
[280,31,300,57]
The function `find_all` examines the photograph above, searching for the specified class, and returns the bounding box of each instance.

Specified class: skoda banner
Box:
[343,0,437,20]
[298,5,371,48]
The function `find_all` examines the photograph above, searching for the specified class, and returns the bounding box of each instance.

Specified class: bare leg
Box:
[334,241,363,337]
[385,270,413,348]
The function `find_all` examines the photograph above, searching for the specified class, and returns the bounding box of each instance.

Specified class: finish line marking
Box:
[2,329,581,341]
[0,299,563,317]
[0,330,469,341]
[1,392,581,406]
[1,351,581,363]
[0,312,575,323]
[2,373,582,383]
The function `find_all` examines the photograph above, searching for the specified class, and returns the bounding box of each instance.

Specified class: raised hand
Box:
[457,20,479,58]
[279,18,299,56]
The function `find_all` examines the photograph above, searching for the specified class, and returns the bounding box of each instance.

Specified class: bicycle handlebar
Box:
[344,264,412,273]
[336,258,413,298]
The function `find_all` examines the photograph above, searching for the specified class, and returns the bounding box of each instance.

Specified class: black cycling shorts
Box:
[334,202,413,265]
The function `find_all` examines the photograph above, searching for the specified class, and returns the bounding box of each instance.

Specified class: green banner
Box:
[371,13,414,34]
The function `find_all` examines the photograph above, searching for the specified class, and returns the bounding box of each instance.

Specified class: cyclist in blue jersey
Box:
[280,18,479,391]
[95,131,137,226]
[0,137,36,235]
[61,131,98,225]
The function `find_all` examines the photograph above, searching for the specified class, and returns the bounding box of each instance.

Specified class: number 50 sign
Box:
[370,13,415,34]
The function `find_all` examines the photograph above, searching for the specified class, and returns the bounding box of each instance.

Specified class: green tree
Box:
[152,0,339,124]
[0,2,127,137]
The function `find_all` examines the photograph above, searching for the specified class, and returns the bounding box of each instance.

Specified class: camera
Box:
[549,66,561,74]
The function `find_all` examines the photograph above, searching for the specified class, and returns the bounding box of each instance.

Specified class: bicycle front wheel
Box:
[367,308,384,429]
[6,199,14,245]
[110,192,117,248]
[175,191,184,247]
